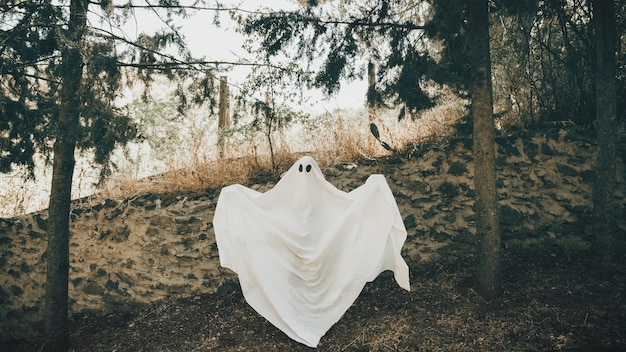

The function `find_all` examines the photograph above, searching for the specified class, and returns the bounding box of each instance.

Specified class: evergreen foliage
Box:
[239,1,436,116]
[0,0,221,180]
[238,0,625,125]
[1,2,226,350]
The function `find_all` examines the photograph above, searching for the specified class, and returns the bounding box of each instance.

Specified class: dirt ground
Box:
[2,244,625,352]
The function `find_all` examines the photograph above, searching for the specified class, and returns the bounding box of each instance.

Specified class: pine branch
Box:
[262,11,425,31]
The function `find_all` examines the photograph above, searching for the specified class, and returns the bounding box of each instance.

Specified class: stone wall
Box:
[1,127,624,341]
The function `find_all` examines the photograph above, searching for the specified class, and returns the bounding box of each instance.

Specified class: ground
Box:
[2,245,625,352]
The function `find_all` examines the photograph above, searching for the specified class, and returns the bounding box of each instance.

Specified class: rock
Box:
[500,205,523,227]
[541,143,557,156]
[149,215,174,228]
[496,138,521,156]
[0,236,12,245]
[106,204,125,220]
[10,285,23,296]
[103,198,120,208]
[110,225,130,242]
[557,164,579,177]
[33,214,48,232]
[567,156,586,165]
[105,280,119,291]
[190,204,212,214]
[83,282,106,296]
[161,194,182,208]
[175,216,202,235]
[447,161,468,176]
[423,208,437,220]
[403,214,417,229]
[431,230,450,242]
[524,140,539,159]
[438,182,459,199]
[8,269,20,279]
[27,231,44,239]
[406,180,430,193]
[145,226,160,236]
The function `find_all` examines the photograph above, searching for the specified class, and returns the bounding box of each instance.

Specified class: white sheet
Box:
[213,156,410,347]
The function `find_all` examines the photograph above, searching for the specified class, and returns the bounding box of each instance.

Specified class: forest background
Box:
[3,0,623,219]
[1,0,623,350]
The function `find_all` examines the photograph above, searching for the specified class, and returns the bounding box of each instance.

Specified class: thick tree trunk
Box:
[43,118,76,352]
[592,0,617,274]
[468,0,502,300]
[43,1,87,350]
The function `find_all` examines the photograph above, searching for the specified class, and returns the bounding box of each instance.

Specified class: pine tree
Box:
[1,1,225,349]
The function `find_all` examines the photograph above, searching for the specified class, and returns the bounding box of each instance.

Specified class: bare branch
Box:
[0,54,58,73]
[89,27,189,66]
[258,11,426,31]
[90,27,290,73]
[116,59,292,72]
[87,1,271,15]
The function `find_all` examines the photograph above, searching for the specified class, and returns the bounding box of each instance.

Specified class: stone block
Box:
[557,163,579,177]
[447,161,468,176]
[83,282,106,296]
[403,214,417,229]
[500,205,523,227]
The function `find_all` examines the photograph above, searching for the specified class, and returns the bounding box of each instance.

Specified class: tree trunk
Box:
[218,76,230,158]
[592,0,617,274]
[468,0,502,300]
[43,1,87,350]
[367,62,379,150]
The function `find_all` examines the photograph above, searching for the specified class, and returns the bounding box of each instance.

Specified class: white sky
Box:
[115,0,368,114]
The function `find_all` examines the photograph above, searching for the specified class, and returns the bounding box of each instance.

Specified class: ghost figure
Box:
[213,156,410,348]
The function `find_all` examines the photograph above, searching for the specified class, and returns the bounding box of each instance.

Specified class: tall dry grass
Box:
[0,173,34,218]
[1,96,467,217]
[97,97,466,200]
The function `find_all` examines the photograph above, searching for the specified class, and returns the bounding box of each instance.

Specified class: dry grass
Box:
[95,148,301,201]
[1,97,468,217]
[0,170,38,218]
[94,109,392,203]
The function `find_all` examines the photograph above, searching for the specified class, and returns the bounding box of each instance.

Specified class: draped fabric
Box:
[213,156,410,347]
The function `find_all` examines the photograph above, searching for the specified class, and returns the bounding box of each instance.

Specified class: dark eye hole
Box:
[298,164,303,172]
[306,164,312,172]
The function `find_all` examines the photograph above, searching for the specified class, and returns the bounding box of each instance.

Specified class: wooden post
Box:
[218,76,229,158]
[367,62,378,151]
[265,90,276,172]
